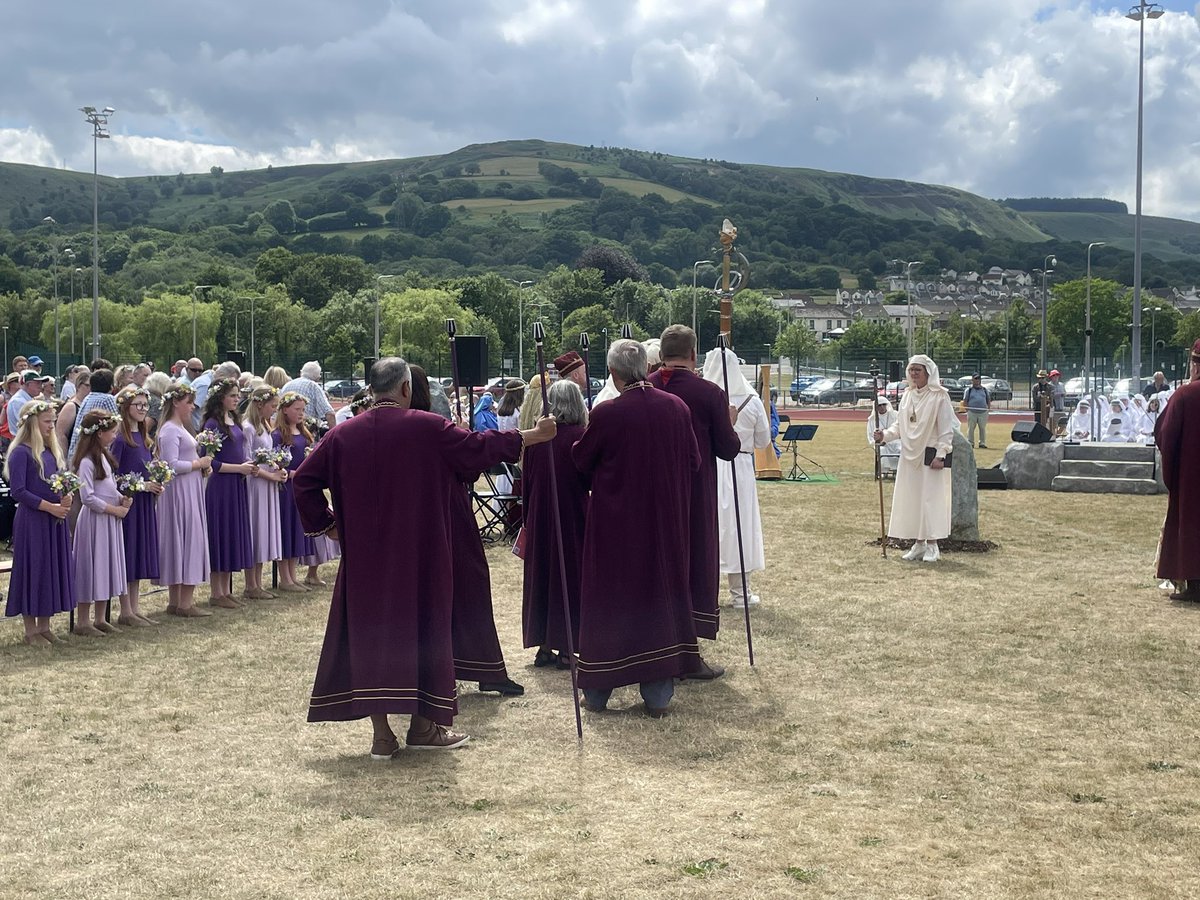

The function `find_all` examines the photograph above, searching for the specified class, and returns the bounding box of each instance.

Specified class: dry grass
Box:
[2,422,1196,899]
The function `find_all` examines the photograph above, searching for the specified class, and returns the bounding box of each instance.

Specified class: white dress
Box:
[882,386,956,541]
[716,394,771,574]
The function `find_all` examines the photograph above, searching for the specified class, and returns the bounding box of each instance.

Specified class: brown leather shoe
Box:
[72,624,105,637]
[93,620,118,634]
[244,587,275,600]
[173,605,213,618]
[117,615,152,628]
[679,657,725,681]
[405,724,470,750]
[644,703,669,719]
[23,633,51,648]
[39,630,62,644]
[370,737,401,761]
[277,583,307,594]
[210,595,240,609]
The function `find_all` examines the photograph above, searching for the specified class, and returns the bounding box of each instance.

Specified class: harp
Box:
[754,364,782,480]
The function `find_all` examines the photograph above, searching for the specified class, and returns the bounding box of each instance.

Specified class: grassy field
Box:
[2,422,1195,899]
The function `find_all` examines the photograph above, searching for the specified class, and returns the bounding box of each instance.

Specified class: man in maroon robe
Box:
[1156,341,1200,601]
[293,357,556,758]
[649,324,740,678]
[572,339,702,717]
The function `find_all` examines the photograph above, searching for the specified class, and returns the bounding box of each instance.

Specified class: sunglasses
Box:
[188,367,203,374]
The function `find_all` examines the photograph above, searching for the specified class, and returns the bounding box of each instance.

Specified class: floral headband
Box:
[279,391,306,407]
[349,394,374,412]
[211,377,239,396]
[163,383,195,404]
[80,413,120,435]
[250,386,279,404]
[116,386,150,407]
[18,400,54,423]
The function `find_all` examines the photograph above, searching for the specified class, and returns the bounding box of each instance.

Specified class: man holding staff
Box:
[1155,340,1200,601]
[293,357,556,758]
[874,355,956,563]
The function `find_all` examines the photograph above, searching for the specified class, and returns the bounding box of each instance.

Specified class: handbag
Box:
[924,447,952,468]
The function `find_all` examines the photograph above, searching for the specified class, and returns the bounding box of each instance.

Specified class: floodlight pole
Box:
[81,105,113,360]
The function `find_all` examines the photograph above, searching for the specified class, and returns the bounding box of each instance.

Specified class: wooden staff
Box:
[873,376,888,558]
[579,331,593,407]
[533,320,584,742]
[446,318,463,425]
[717,334,755,667]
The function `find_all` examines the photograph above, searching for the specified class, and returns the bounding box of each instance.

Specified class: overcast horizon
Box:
[3,1,1199,221]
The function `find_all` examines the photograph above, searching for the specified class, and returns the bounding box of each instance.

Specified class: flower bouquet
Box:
[48,471,82,498]
[116,473,147,497]
[253,448,279,467]
[196,429,224,457]
[273,447,293,469]
[145,459,175,485]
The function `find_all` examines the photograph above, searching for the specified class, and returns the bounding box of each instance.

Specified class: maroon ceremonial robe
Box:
[648,366,740,640]
[521,423,588,652]
[572,383,703,690]
[449,478,509,682]
[1155,381,1200,579]
[294,403,522,725]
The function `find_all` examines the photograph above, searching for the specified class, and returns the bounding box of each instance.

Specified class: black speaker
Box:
[977,467,1008,490]
[362,357,377,382]
[456,336,488,387]
[1011,421,1053,444]
[226,350,246,372]
[888,361,902,383]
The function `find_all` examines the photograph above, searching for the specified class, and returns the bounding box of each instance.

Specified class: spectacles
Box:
[188,367,203,374]
[131,403,150,411]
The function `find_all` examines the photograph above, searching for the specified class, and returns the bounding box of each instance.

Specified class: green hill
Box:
[1022,211,1200,261]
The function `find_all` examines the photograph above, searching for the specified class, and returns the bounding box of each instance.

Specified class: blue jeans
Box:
[584,678,674,710]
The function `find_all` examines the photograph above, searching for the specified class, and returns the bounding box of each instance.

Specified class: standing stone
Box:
[950,430,979,541]
[1000,441,1065,490]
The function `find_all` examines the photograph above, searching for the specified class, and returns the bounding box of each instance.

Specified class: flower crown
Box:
[116,386,150,407]
[350,393,374,412]
[250,386,279,403]
[18,400,53,423]
[211,377,239,395]
[80,414,120,435]
[163,383,195,403]
[279,391,305,407]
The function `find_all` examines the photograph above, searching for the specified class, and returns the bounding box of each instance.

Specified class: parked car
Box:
[1063,377,1115,407]
[883,380,907,403]
[324,379,364,399]
[789,375,821,401]
[800,378,859,405]
[590,376,604,392]
[980,378,1013,401]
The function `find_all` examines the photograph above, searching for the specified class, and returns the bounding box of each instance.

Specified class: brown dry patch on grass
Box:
[2,423,1198,899]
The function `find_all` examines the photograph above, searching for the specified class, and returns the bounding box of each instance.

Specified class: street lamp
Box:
[508,279,533,379]
[238,296,258,374]
[692,259,712,334]
[71,267,82,360]
[43,216,63,377]
[1039,254,1056,370]
[63,248,76,363]
[374,275,398,360]
[1086,241,1106,438]
[234,311,249,352]
[192,285,213,355]
[1126,1,1164,393]
[1143,305,1162,372]
[80,105,113,360]
[891,260,921,356]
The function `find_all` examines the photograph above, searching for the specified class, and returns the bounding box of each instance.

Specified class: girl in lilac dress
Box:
[273,391,314,593]
[154,383,213,617]
[200,378,257,609]
[242,386,286,599]
[4,400,75,646]
[71,410,131,636]
[112,386,164,626]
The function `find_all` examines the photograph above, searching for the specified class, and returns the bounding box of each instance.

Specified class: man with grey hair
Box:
[282,360,335,431]
[293,356,557,757]
[572,339,703,717]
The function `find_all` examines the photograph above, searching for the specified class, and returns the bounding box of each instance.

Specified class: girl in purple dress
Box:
[200,378,257,609]
[4,400,75,646]
[273,391,313,593]
[155,383,213,617]
[112,386,164,626]
[71,410,131,637]
[242,386,286,599]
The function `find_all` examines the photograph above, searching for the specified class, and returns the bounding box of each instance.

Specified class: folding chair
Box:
[470,461,521,543]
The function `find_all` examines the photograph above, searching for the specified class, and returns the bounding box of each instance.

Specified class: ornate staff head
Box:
[579,332,589,352]
[620,323,633,340]
[533,320,546,346]
[446,318,457,339]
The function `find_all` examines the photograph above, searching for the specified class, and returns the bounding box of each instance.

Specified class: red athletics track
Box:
[775,405,1038,424]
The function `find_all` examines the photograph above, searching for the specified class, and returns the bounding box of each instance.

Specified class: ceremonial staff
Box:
[717,333,755,667]
[533,320,585,741]
[579,331,593,407]
[621,323,633,340]
[446,318,463,426]
[872,367,888,559]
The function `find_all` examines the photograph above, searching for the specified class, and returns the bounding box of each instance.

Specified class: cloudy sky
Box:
[3,1,1199,219]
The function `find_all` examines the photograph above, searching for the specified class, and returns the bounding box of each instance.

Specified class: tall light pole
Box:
[508,279,533,379]
[892,260,921,357]
[1127,2,1164,394]
[375,275,397,360]
[63,249,76,362]
[80,106,113,361]
[1143,305,1162,372]
[692,259,711,334]
[192,284,213,355]
[1086,241,1106,438]
[43,216,63,377]
[1040,254,1057,370]
[2,327,8,370]
[71,266,81,359]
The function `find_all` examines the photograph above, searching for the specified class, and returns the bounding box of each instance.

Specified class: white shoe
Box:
[922,543,940,563]
[902,541,925,561]
[727,593,761,608]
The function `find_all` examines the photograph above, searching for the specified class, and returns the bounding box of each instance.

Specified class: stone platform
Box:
[999,441,1165,495]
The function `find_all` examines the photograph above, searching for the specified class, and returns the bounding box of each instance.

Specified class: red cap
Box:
[1049,369,1060,377]
[552,351,584,377]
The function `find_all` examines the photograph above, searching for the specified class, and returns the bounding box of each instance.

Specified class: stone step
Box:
[1058,459,1156,479]
[1062,442,1155,463]
[1050,475,1162,495]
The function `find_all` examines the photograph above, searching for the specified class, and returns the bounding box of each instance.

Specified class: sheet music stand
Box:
[781,423,825,482]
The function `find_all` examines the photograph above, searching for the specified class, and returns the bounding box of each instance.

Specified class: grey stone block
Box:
[1000,441,1065,490]
[1050,475,1163,495]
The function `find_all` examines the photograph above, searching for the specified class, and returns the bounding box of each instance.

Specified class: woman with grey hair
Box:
[521,379,589,668]
[144,370,171,431]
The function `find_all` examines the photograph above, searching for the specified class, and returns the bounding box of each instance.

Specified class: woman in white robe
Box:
[874,354,956,563]
[868,395,901,473]
[703,347,771,607]
[1068,398,1094,442]
[1103,400,1128,442]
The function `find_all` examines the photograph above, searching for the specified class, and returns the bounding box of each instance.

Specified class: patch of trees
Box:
[1001,198,1129,214]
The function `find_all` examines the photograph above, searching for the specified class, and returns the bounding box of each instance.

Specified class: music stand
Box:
[781,423,825,482]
